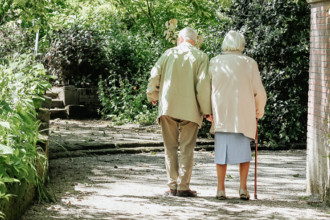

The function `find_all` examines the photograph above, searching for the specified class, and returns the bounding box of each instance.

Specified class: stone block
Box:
[42,96,52,109]
[51,99,64,108]
[50,109,67,119]
[37,136,49,160]
[59,85,79,106]
[65,105,100,119]
[0,181,36,220]
[39,122,50,136]
[37,108,50,123]
[45,91,58,99]
[77,88,99,105]
[66,105,88,119]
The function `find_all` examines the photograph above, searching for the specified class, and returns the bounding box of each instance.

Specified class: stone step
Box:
[42,96,52,109]
[37,108,51,122]
[51,99,64,108]
[50,109,67,119]
[65,105,101,119]
[45,91,58,99]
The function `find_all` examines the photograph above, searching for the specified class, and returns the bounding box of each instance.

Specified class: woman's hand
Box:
[204,114,213,122]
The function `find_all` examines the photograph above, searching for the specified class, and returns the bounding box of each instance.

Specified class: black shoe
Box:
[176,189,197,197]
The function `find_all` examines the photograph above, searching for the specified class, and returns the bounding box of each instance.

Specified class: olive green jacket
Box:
[146,42,212,127]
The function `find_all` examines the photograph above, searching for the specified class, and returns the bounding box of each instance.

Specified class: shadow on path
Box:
[22,151,330,220]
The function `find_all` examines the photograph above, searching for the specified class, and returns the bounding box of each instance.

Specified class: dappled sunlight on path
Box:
[22,151,330,219]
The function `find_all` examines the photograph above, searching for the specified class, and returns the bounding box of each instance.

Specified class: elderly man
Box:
[146,27,211,197]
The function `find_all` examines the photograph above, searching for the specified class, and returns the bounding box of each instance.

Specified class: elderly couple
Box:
[146,27,267,200]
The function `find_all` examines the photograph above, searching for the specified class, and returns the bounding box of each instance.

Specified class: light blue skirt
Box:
[214,132,252,165]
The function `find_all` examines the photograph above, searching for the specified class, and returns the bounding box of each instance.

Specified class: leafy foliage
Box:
[0,21,33,61]
[0,54,52,211]
[43,21,107,87]
[97,27,163,125]
[0,0,66,31]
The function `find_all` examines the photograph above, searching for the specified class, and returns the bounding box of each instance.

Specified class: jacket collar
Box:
[179,41,195,48]
[223,50,243,55]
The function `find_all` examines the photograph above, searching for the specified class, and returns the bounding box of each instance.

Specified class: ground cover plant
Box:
[0,54,52,218]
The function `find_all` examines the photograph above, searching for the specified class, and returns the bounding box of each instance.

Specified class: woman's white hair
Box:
[221,30,245,52]
[178,27,198,42]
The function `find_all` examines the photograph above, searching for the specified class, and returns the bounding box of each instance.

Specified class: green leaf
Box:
[0,144,14,155]
[0,177,19,184]
[0,121,10,130]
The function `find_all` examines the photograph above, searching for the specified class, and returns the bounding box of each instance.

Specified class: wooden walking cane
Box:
[254,119,258,200]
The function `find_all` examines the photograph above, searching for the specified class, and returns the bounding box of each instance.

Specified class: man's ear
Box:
[177,36,184,45]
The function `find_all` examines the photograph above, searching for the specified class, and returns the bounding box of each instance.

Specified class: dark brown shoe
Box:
[164,189,177,196]
[176,189,197,197]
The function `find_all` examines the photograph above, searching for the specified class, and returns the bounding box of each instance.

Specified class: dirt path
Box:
[22,150,330,219]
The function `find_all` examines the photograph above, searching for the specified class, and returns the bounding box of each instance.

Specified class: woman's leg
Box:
[239,162,250,189]
[216,164,227,191]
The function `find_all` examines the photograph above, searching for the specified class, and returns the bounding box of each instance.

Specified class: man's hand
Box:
[152,101,157,106]
[204,114,213,122]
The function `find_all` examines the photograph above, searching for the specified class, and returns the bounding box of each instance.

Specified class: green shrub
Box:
[43,21,107,87]
[0,21,34,62]
[0,54,52,215]
[98,29,163,125]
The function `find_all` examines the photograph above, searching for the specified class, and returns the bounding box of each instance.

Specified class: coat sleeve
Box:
[252,62,267,119]
[146,55,164,102]
[196,53,212,115]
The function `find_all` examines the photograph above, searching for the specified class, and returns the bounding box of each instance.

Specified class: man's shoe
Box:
[239,188,250,200]
[164,189,177,196]
[176,189,197,197]
[216,190,227,200]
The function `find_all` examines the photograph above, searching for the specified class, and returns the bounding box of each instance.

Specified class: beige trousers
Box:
[160,115,199,191]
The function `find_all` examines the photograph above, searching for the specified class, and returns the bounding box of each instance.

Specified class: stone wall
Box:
[306,0,330,205]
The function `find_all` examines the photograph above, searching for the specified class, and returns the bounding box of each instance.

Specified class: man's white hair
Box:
[178,27,198,42]
[221,30,245,52]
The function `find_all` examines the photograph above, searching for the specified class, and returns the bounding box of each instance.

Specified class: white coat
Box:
[209,51,267,139]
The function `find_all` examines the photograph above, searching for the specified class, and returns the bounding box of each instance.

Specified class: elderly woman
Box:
[208,31,267,200]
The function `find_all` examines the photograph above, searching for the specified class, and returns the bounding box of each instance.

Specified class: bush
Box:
[0,54,52,214]
[0,21,34,62]
[98,30,163,125]
[43,22,107,87]
[206,0,310,147]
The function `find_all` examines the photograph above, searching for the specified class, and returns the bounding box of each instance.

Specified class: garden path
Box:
[21,120,330,219]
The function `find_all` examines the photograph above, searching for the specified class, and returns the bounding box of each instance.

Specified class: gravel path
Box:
[22,150,330,219]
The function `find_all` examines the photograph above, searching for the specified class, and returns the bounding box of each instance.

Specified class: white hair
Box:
[221,30,245,52]
[178,27,198,42]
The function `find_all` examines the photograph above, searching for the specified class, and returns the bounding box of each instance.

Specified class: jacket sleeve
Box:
[196,53,212,115]
[252,62,267,119]
[146,55,164,102]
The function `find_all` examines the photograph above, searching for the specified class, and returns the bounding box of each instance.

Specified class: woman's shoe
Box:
[216,190,227,200]
[164,189,177,196]
[239,188,250,200]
